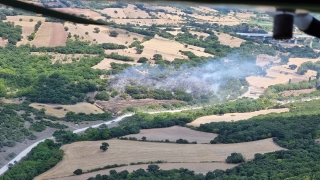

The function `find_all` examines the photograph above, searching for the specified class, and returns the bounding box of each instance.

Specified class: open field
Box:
[31,22,52,47]
[110,18,180,26]
[280,88,317,97]
[247,62,317,88]
[98,8,127,19]
[123,4,150,19]
[4,16,46,46]
[213,31,245,47]
[53,8,104,20]
[57,163,236,180]
[141,35,213,61]
[49,23,67,46]
[188,108,289,127]
[29,102,104,118]
[144,5,177,12]
[92,58,140,70]
[123,126,217,143]
[96,99,182,114]
[288,58,320,67]
[35,138,285,179]
[31,52,96,64]
[256,54,281,67]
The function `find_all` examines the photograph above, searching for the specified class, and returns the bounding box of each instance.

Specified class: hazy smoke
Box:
[109,55,263,97]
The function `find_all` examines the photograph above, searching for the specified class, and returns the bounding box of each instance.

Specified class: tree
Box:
[138,57,148,63]
[29,18,33,22]
[136,47,143,54]
[226,153,245,163]
[85,32,89,35]
[147,164,160,172]
[19,18,22,21]
[141,136,146,141]
[109,30,119,37]
[74,169,83,175]
[64,27,68,31]
[289,64,297,70]
[100,142,109,151]
[100,145,107,151]
[94,27,100,33]
[153,54,163,60]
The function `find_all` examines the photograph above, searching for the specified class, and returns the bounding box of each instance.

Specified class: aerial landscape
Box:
[1,0,320,179]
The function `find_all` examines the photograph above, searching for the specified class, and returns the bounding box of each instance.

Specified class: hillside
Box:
[1,1,320,180]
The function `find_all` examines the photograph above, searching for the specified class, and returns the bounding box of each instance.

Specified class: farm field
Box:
[141,35,213,61]
[123,126,217,143]
[4,16,46,46]
[98,8,127,19]
[188,108,289,127]
[246,62,317,88]
[110,18,180,26]
[29,102,104,118]
[58,163,236,180]
[96,99,182,114]
[256,54,281,67]
[279,88,317,97]
[35,138,285,179]
[30,22,52,47]
[123,4,150,19]
[213,31,245,47]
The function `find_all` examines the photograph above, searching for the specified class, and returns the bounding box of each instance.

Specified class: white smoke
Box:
[109,55,263,98]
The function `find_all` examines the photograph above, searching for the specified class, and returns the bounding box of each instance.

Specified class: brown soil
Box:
[35,138,285,179]
[96,99,183,114]
[188,108,289,127]
[123,126,217,143]
[49,23,67,47]
[29,102,104,118]
[279,88,317,97]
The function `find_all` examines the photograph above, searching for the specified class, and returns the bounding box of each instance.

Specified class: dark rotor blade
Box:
[1,0,105,25]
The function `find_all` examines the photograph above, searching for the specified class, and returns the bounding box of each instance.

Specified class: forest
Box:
[0,140,64,180]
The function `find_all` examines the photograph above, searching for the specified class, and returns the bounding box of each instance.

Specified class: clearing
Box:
[279,88,317,97]
[213,31,245,47]
[98,8,127,19]
[256,54,281,67]
[92,58,139,70]
[29,102,104,118]
[96,99,182,114]
[31,52,96,64]
[123,4,150,19]
[123,126,217,143]
[188,108,289,127]
[57,163,236,180]
[35,138,285,179]
[141,35,213,61]
[246,63,316,88]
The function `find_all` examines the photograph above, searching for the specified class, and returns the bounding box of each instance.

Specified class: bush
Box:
[74,169,83,175]
[226,153,245,163]
[138,57,148,63]
[94,92,110,101]
[109,30,119,37]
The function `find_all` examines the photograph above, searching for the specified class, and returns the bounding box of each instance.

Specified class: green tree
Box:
[73,169,83,175]
[100,145,107,151]
[147,164,160,172]
[138,57,148,63]
[64,27,68,31]
[226,152,245,164]
[109,30,119,37]
[141,136,146,141]
[94,27,100,33]
[153,54,163,60]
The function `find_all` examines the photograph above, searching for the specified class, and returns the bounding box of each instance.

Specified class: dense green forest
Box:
[0,140,63,180]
